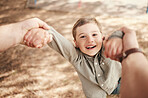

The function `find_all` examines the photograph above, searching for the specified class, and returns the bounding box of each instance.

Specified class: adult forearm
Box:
[121,53,148,98]
[0,23,23,52]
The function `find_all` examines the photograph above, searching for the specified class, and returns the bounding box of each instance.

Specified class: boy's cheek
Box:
[74,40,78,48]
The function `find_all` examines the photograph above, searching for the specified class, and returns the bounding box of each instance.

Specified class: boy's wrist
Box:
[107,31,124,41]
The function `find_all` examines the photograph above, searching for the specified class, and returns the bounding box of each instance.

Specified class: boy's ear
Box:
[74,40,78,48]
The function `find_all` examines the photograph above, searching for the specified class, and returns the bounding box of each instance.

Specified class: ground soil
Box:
[0,0,148,98]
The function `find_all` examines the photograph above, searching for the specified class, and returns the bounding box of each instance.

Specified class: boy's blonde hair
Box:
[72,17,102,40]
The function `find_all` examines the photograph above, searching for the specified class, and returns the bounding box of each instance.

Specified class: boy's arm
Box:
[47,27,78,62]
[23,26,78,62]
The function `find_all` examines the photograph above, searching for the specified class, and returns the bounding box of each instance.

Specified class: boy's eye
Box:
[80,36,86,38]
[92,34,98,36]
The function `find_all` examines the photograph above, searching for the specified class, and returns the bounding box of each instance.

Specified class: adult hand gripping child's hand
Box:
[104,27,139,62]
[0,18,51,52]
[121,27,139,52]
[23,28,53,48]
[104,32,123,61]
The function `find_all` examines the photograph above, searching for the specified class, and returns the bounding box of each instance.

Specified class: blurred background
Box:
[0,0,148,97]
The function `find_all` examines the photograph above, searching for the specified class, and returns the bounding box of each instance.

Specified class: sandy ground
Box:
[0,0,148,98]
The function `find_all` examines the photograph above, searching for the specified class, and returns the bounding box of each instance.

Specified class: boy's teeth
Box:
[86,46,95,49]
[87,47,90,49]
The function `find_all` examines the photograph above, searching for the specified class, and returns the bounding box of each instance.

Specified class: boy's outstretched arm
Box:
[0,18,50,52]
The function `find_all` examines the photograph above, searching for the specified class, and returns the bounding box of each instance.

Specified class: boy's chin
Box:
[85,52,97,57]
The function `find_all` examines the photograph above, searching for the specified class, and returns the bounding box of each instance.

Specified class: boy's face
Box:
[74,23,102,56]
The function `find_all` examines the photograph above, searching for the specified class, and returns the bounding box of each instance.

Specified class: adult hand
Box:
[104,34,123,61]
[24,28,53,48]
[20,18,50,43]
[121,27,139,52]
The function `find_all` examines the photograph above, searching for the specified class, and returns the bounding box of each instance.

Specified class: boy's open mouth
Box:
[86,45,96,49]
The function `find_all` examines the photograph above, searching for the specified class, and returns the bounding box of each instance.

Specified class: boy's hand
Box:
[104,27,138,62]
[104,37,123,61]
[24,28,52,48]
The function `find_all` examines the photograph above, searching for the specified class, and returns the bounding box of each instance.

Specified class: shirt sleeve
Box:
[47,26,78,63]
[107,30,124,40]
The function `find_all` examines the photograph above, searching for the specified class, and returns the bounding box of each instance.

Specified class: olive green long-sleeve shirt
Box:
[48,27,121,98]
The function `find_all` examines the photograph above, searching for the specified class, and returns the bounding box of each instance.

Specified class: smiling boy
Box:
[24,18,122,98]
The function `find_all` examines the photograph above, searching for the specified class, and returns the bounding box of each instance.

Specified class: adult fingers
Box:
[34,18,50,30]
[25,31,36,46]
[22,18,50,35]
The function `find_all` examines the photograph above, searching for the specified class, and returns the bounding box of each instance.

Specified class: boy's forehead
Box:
[76,23,100,33]
[78,23,99,28]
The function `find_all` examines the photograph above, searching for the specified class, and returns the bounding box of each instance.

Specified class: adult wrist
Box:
[117,48,145,62]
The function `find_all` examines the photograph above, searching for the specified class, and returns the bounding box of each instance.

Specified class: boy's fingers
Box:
[112,41,122,58]
[24,28,52,48]
[24,29,37,47]
[43,38,47,45]
[43,31,49,45]
[36,44,43,48]
[32,29,49,48]
[44,31,53,44]
[26,36,32,46]
[46,32,53,43]
[33,40,43,48]
[24,31,32,45]
[28,31,39,47]
[24,31,31,40]
[116,44,123,55]
[106,41,113,58]
[49,34,53,42]
[32,31,43,47]
[111,47,117,57]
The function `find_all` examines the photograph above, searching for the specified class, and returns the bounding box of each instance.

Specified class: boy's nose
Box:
[87,36,94,43]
